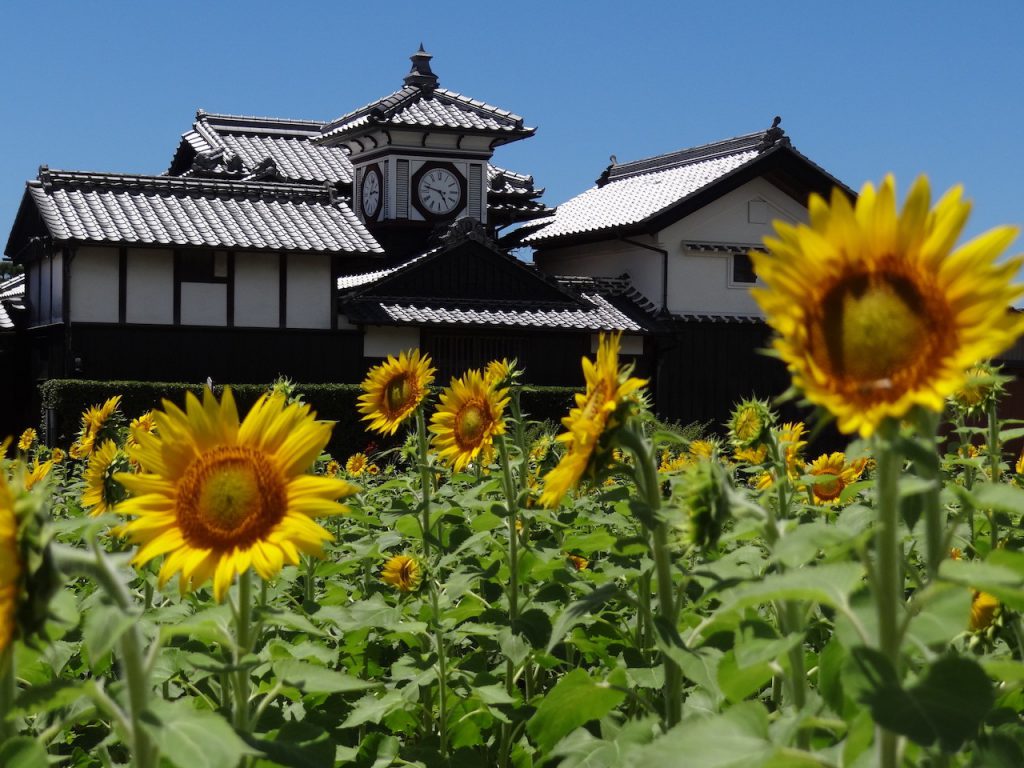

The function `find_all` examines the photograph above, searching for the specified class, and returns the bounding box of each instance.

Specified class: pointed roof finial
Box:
[404,45,439,90]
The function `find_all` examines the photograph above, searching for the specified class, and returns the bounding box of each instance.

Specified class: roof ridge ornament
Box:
[403,44,439,92]
[758,115,789,151]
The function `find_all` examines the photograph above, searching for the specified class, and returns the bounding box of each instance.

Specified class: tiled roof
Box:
[26,169,383,254]
[172,112,354,184]
[336,248,437,291]
[524,145,760,244]
[320,86,533,142]
[345,293,642,332]
[169,113,549,224]
[0,274,24,330]
[523,121,815,245]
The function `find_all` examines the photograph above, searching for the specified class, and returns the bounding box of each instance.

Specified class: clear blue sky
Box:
[2,1,1022,253]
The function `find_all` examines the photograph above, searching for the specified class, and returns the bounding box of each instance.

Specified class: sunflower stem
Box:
[987,398,1001,486]
[620,426,682,729]
[0,644,15,743]
[429,583,449,756]
[510,387,530,497]
[84,540,157,768]
[233,569,253,735]
[874,420,904,768]
[917,410,944,581]
[764,432,808,746]
[415,408,434,559]
[496,432,525,768]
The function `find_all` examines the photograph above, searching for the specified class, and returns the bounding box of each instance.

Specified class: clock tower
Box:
[317,46,535,258]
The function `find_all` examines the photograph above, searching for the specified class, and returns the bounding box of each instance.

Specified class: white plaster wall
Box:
[125,249,173,324]
[286,253,330,329]
[534,239,663,306]
[50,250,63,324]
[364,326,421,358]
[234,252,279,328]
[659,178,808,316]
[70,246,119,323]
[535,178,811,316]
[180,283,226,326]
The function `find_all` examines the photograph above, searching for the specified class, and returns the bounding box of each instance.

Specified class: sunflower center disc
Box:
[385,376,413,415]
[456,403,489,447]
[178,446,286,549]
[821,271,929,386]
[814,472,842,500]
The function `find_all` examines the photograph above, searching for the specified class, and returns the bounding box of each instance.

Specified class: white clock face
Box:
[361,170,380,218]
[417,168,461,215]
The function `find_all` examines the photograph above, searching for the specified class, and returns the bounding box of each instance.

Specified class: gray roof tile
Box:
[320,86,532,142]
[27,170,383,254]
[525,148,758,244]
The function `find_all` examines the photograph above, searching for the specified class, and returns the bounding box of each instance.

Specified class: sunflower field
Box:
[4,175,1024,768]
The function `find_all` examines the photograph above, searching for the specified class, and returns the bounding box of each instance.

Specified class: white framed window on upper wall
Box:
[728,252,758,288]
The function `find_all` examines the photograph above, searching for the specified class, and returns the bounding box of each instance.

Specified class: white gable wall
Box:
[660,178,807,315]
[533,239,663,305]
[534,178,808,316]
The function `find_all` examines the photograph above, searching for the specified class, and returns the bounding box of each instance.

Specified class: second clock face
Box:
[417,168,462,215]
[361,169,381,218]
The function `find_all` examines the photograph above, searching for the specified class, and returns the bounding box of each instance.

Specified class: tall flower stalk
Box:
[751,174,1024,767]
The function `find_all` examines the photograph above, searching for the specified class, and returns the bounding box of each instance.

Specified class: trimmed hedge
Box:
[38,379,577,458]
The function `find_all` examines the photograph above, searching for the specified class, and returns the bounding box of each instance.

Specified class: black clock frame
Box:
[410,161,467,220]
[360,164,383,222]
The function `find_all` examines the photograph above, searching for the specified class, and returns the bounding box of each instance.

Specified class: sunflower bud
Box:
[679,459,731,550]
[727,398,775,449]
[951,362,1004,418]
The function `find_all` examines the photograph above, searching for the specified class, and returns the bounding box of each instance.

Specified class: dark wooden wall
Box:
[652,321,792,430]
[421,328,591,386]
[64,325,365,385]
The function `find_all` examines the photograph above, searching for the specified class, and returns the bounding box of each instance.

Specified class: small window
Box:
[732,253,757,284]
[179,251,228,282]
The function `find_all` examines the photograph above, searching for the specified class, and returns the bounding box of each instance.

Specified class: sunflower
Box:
[805,452,867,505]
[0,473,19,654]
[970,590,1000,632]
[381,554,423,592]
[430,370,509,472]
[734,444,767,465]
[566,553,590,571]
[689,439,720,461]
[24,458,54,491]
[345,453,368,476]
[82,440,129,516]
[84,396,122,434]
[753,175,1024,437]
[539,333,647,508]
[126,411,157,454]
[50,448,65,464]
[485,358,515,388]
[728,399,774,448]
[69,432,95,460]
[324,459,341,477]
[114,388,359,602]
[358,349,435,436]
[17,428,36,453]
